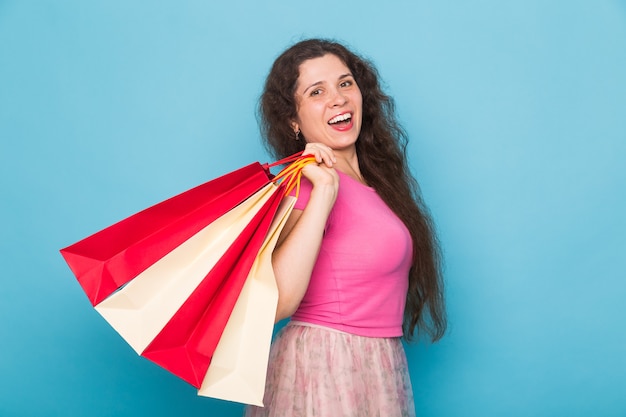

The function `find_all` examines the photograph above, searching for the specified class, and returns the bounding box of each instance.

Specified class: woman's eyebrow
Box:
[303,81,324,95]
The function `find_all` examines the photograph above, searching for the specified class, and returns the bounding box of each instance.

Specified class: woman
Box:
[245,39,446,417]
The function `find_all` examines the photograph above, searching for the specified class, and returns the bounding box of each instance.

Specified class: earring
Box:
[295,129,301,141]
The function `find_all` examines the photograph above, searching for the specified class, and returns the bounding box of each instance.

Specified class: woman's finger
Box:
[303,143,336,167]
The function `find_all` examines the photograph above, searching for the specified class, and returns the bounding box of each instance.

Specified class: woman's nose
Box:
[329,89,347,107]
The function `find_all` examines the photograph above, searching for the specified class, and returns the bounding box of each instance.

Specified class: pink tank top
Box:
[290,170,412,337]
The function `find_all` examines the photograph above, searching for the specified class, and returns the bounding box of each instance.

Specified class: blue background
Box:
[1,1,625,416]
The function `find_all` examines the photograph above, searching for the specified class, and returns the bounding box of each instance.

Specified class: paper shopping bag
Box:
[198,194,296,406]
[60,162,271,306]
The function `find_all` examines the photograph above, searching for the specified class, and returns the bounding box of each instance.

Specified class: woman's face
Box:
[292,54,363,152]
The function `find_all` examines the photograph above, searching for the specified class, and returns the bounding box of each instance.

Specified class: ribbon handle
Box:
[269,152,316,198]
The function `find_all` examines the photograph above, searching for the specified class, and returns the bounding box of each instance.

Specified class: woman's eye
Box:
[340,80,353,88]
[310,89,322,96]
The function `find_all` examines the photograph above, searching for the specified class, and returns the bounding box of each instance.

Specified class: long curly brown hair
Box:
[259,38,446,342]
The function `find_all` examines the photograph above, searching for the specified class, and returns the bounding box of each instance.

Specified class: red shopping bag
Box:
[140,154,313,388]
[60,162,271,306]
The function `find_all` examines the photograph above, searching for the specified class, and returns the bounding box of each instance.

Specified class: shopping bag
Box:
[60,152,314,404]
[60,162,271,306]
[198,195,297,406]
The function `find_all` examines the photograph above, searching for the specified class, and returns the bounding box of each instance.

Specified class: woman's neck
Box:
[334,148,366,185]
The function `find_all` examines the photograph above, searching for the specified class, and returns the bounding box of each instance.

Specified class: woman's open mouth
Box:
[328,113,353,130]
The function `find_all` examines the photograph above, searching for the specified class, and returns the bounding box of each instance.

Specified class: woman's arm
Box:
[272,146,338,321]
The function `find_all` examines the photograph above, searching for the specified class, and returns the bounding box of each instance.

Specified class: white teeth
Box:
[328,113,351,124]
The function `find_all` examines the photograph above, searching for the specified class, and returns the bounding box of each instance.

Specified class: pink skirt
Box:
[244,322,416,417]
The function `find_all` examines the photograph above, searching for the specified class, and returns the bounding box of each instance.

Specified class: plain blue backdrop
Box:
[1,1,625,416]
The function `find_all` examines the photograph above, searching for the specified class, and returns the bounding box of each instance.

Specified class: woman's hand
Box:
[301,142,340,192]
[303,142,337,167]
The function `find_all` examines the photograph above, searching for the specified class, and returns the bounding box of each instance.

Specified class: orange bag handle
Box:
[266,151,317,198]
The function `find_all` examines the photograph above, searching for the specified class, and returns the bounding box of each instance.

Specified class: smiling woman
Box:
[245,39,447,417]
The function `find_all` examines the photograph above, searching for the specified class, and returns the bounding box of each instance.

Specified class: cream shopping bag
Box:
[198,195,297,406]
